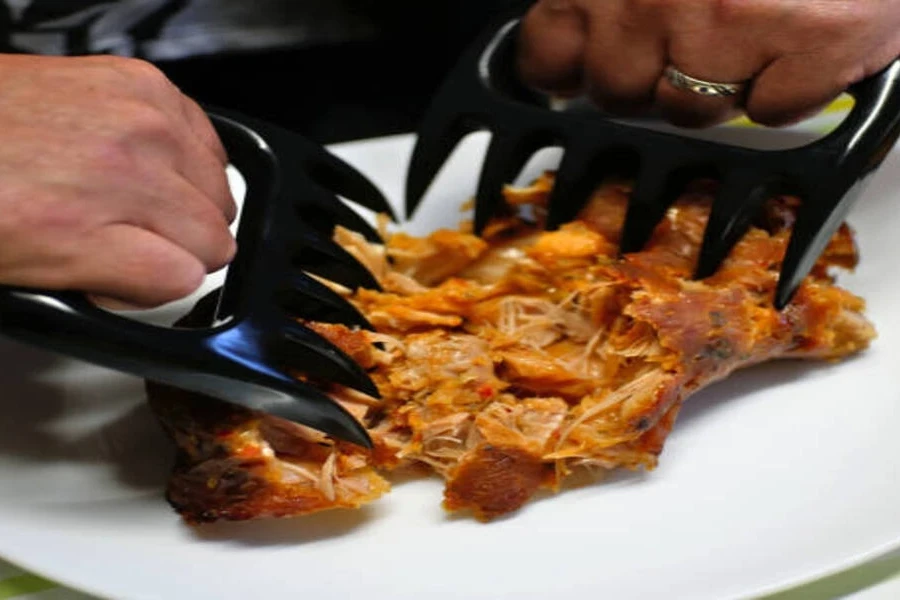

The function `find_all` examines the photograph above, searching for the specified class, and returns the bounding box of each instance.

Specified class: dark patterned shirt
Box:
[0,0,380,59]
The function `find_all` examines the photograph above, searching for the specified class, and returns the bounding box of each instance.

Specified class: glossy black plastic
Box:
[0,109,396,448]
[405,14,900,309]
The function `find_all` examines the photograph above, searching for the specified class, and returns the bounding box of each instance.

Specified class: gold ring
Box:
[664,66,748,98]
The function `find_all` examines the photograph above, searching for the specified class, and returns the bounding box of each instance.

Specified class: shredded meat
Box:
[147,171,876,524]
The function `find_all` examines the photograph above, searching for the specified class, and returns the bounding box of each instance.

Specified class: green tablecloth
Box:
[4,549,900,599]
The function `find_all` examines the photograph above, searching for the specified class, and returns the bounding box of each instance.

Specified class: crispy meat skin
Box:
[147,173,875,524]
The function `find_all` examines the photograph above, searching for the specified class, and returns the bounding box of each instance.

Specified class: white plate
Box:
[2,116,900,600]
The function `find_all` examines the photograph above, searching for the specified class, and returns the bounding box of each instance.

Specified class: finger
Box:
[745,56,851,127]
[129,170,237,273]
[517,0,588,97]
[172,128,237,225]
[581,4,667,115]
[180,95,228,165]
[169,98,236,224]
[655,74,747,128]
[654,13,764,128]
[65,225,207,308]
[109,59,236,223]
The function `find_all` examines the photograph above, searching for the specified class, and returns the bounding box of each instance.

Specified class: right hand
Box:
[0,54,236,309]
[516,0,900,128]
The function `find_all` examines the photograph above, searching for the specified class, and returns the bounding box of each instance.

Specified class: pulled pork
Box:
[147,173,875,523]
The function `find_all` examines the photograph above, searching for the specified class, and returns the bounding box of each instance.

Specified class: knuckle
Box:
[112,56,172,89]
[221,188,238,223]
[184,99,226,153]
[80,56,173,95]
[122,102,175,138]
[97,102,179,160]
[80,124,164,178]
[214,234,238,270]
[83,133,141,174]
[518,2,586,92]
[62,102,180,173]
[196,157,234,205]
[188,202,237,269]
[205,225,237,270]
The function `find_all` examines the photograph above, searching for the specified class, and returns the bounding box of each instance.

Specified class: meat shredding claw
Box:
[0,107,397,448]
[405,12,900,309]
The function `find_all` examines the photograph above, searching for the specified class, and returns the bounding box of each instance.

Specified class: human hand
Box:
[0,54,235,309]
[516,0,900,128]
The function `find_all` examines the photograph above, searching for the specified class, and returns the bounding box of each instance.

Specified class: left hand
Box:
[515,0,900,128]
